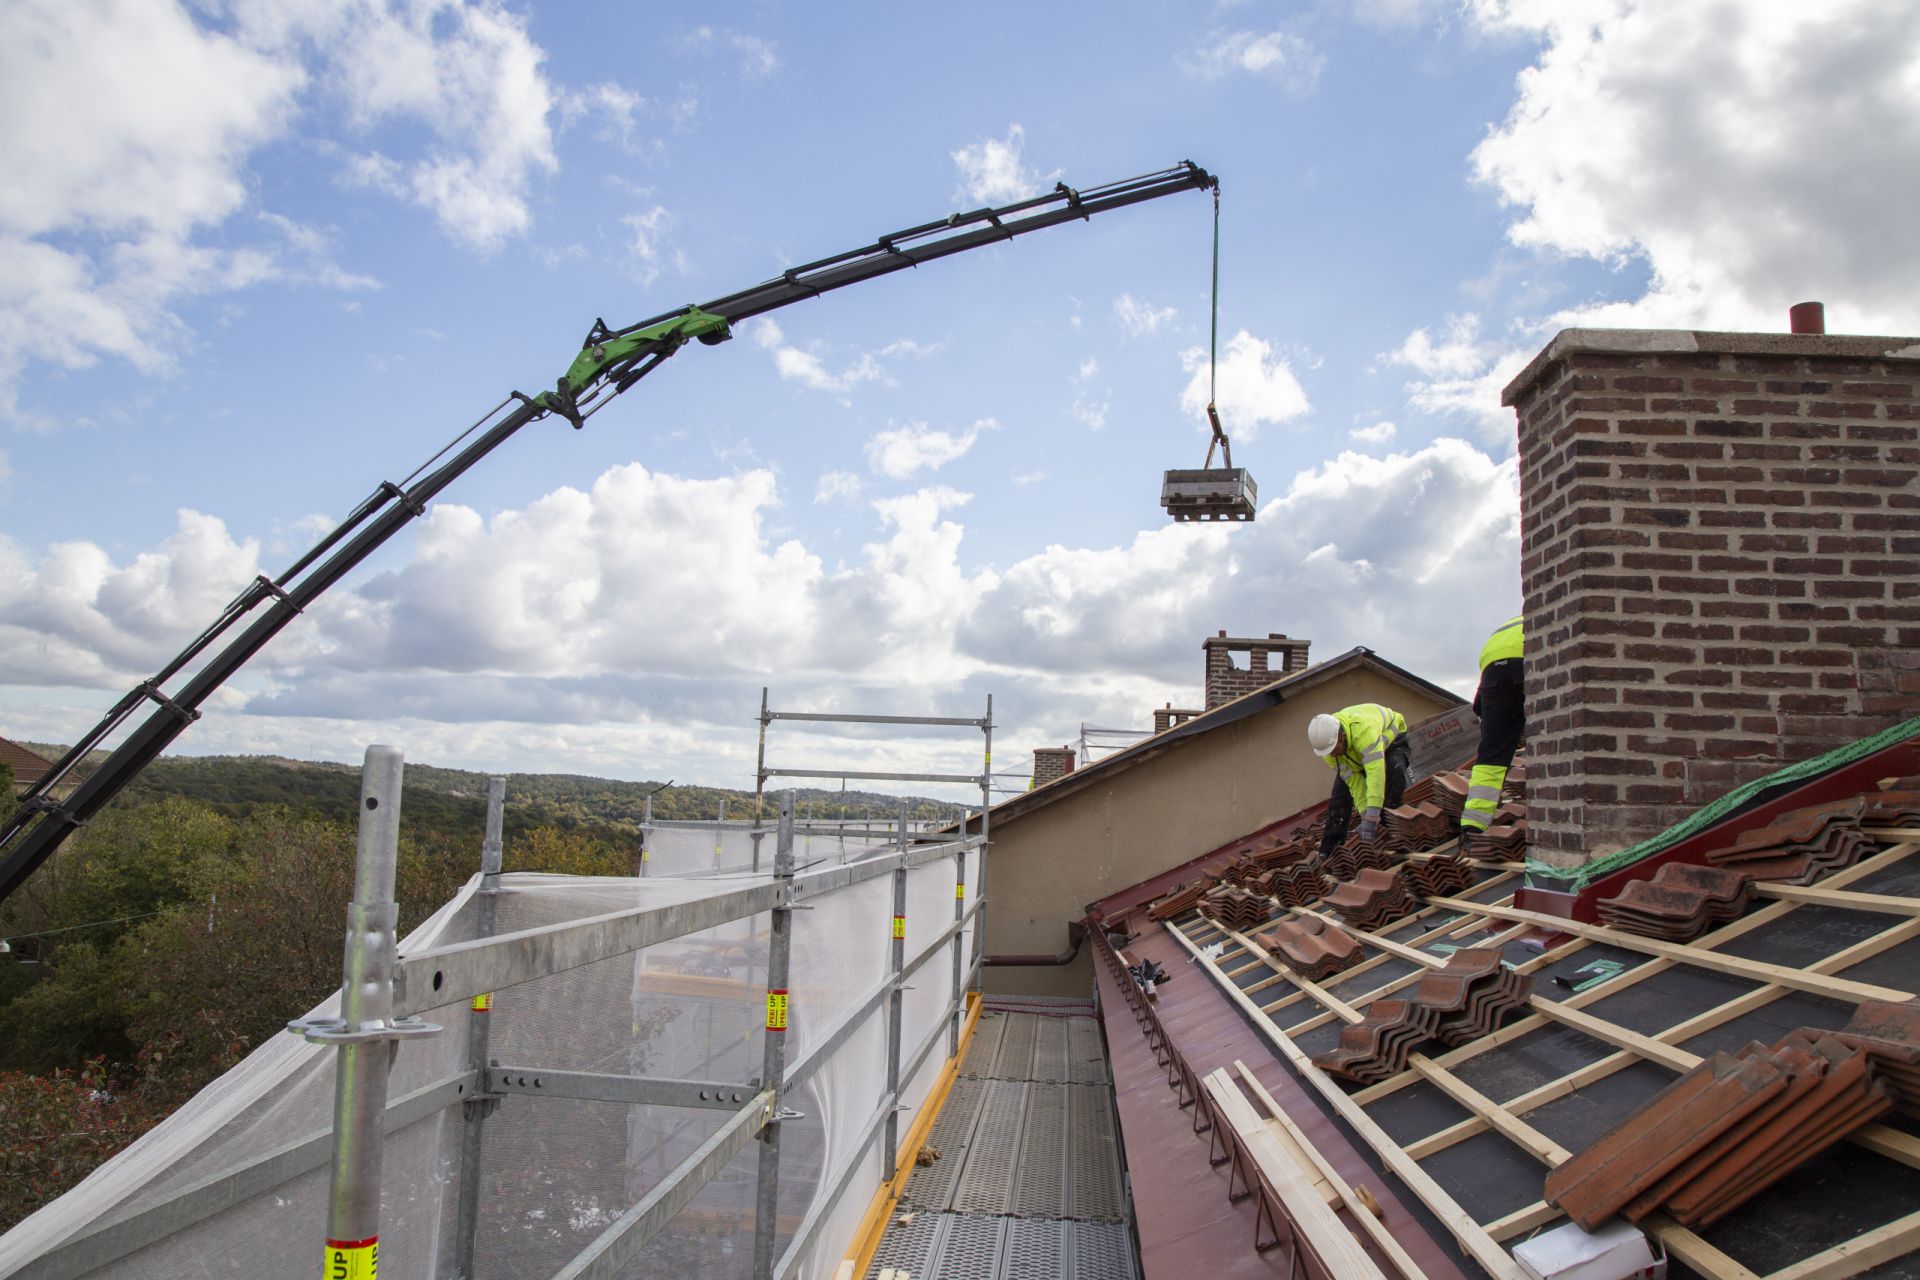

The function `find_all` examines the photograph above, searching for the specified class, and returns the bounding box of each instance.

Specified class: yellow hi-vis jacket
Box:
[1479,615,1524,671]
[1321,704,1408,823]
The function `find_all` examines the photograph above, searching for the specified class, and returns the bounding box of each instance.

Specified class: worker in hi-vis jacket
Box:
[1307,703,1411,861]
[1460,614,1526,856]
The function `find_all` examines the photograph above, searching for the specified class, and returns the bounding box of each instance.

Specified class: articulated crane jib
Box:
[0,161,1220,908]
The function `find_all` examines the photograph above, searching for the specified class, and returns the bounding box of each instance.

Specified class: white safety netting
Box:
[0,834,975,1280]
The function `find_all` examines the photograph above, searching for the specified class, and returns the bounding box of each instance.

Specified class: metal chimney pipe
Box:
[1789,301,1825,334]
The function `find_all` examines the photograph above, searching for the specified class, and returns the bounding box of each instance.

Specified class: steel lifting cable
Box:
[1204,184,1231,470]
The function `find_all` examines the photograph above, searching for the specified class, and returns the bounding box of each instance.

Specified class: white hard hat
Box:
[1307,714,1341,757]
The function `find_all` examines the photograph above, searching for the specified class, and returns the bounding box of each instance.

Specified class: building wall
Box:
[983,666,1455,996]
[1506,329,1920,866]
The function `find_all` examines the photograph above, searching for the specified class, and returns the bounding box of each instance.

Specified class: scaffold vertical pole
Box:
[449,776,505,1279]
[752,792,796,1279]
[885,799,909,1179]
[950,797,965,1058]
[640,790,651,878]
[321,745,405,1280]
[977,695,992,984]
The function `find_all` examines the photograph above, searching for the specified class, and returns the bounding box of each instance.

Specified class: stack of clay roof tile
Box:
[1215,854,1264,887]
[1311,999,1442,1084]
[1248,835,1315,870]
[1401,774,1437,807]
[1147,881,1210,922]
[1385,800,1453,850]
[1704,797,1877,884]
[1403,852,1475,898]
[1596,862,1752,941]
[1200,884,1272,933]
[1326,867,1420,930]
[1862,783,1920,828]
[1412,947,1534,1046]
[1265,863,1332,909]
[1431,770,1470,821]
[1322,844,1394,883]
[1475,802,1529,859]
[1828,999,1920,1117]
[1545,1029,1898,1230]
[1255,917,1363,982]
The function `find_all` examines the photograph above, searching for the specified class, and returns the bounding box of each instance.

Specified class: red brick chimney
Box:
[1202,631,1312,709]
[1032,746,1076,788]
[1504,323,1920,866]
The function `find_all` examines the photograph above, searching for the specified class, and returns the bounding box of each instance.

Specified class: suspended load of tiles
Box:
[1311,948,1533,1082]
[1596,862,1753,941]
[1545,998,1920,1230]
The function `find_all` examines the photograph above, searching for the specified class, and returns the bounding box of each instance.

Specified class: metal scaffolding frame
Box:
[13,744,990,1280]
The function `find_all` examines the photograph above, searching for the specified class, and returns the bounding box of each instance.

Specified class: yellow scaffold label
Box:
[956,882,966,900]
[766,990,789,1031]
[324,1237,377,1280]
[469,993,492,1013]
[892,914,906,940]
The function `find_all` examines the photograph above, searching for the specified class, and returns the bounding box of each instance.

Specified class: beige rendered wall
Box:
[984,668,1456,997]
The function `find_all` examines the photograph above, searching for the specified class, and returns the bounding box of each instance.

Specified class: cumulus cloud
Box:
[1179,330,1311,438]
[864,419,997,479]
[1114,294,1177,337]
[0,0,574,418]
[1351,420,1397,445]
[960,438,1519,694]
[1395,1,1920,439]
[1182,29,1325,91]
[620,204,678,285]
[6,440,1517,779]
[951,125,1058,204]
[677,26,780,80]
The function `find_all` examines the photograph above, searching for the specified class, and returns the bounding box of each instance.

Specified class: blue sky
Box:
[4,1,1917,798]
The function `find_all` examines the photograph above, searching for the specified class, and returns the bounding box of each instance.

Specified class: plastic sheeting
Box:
[0,834,980,1280]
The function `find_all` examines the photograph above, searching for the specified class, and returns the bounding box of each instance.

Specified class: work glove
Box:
[1358,816,1379,843]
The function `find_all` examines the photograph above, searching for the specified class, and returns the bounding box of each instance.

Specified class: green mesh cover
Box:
[1525,712,1920,891]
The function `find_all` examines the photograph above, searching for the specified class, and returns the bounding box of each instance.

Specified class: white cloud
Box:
[1183,29,1325,91]
[1012,469,1048,487]
[814,470,863,504]
[1466,0,1920,336]
[1114,293,1177,337]
[951,125,1058,204]
[751,317,910,396]
[620,205,677,285]
[5,443,1517,779]
[677,26,780,80]
[864,419,997,479]
[1076,357,1100,381]
[1072,396,1109,432]
[1351,420,1397,445]
[0,0,574,418]
[1388,314,1489,378]
[1179,330,1311,439]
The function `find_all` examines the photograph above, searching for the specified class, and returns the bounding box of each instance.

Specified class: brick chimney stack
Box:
[1504,326,1920,868]
[1031,746,1076,788]
[1202,631,1312,709]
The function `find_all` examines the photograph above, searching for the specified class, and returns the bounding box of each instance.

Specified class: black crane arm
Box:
[0,161,1217,908]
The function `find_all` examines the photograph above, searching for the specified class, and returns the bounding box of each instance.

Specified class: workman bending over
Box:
[1460,614,1527,856]
[1308,704,1410,861]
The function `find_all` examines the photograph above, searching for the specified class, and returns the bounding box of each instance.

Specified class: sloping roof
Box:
[986,646,1463,828]
[1090,724,1920,1277]
[0,737,53,786]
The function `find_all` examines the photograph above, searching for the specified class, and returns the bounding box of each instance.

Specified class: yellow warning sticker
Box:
[892,915,906,940]
[955,882,966,900]
[469,993,492,1013]
[766,990,789,1031]
[324,1237,377,1280]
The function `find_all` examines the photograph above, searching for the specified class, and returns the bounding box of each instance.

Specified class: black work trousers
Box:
[1320,737,1410,859]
